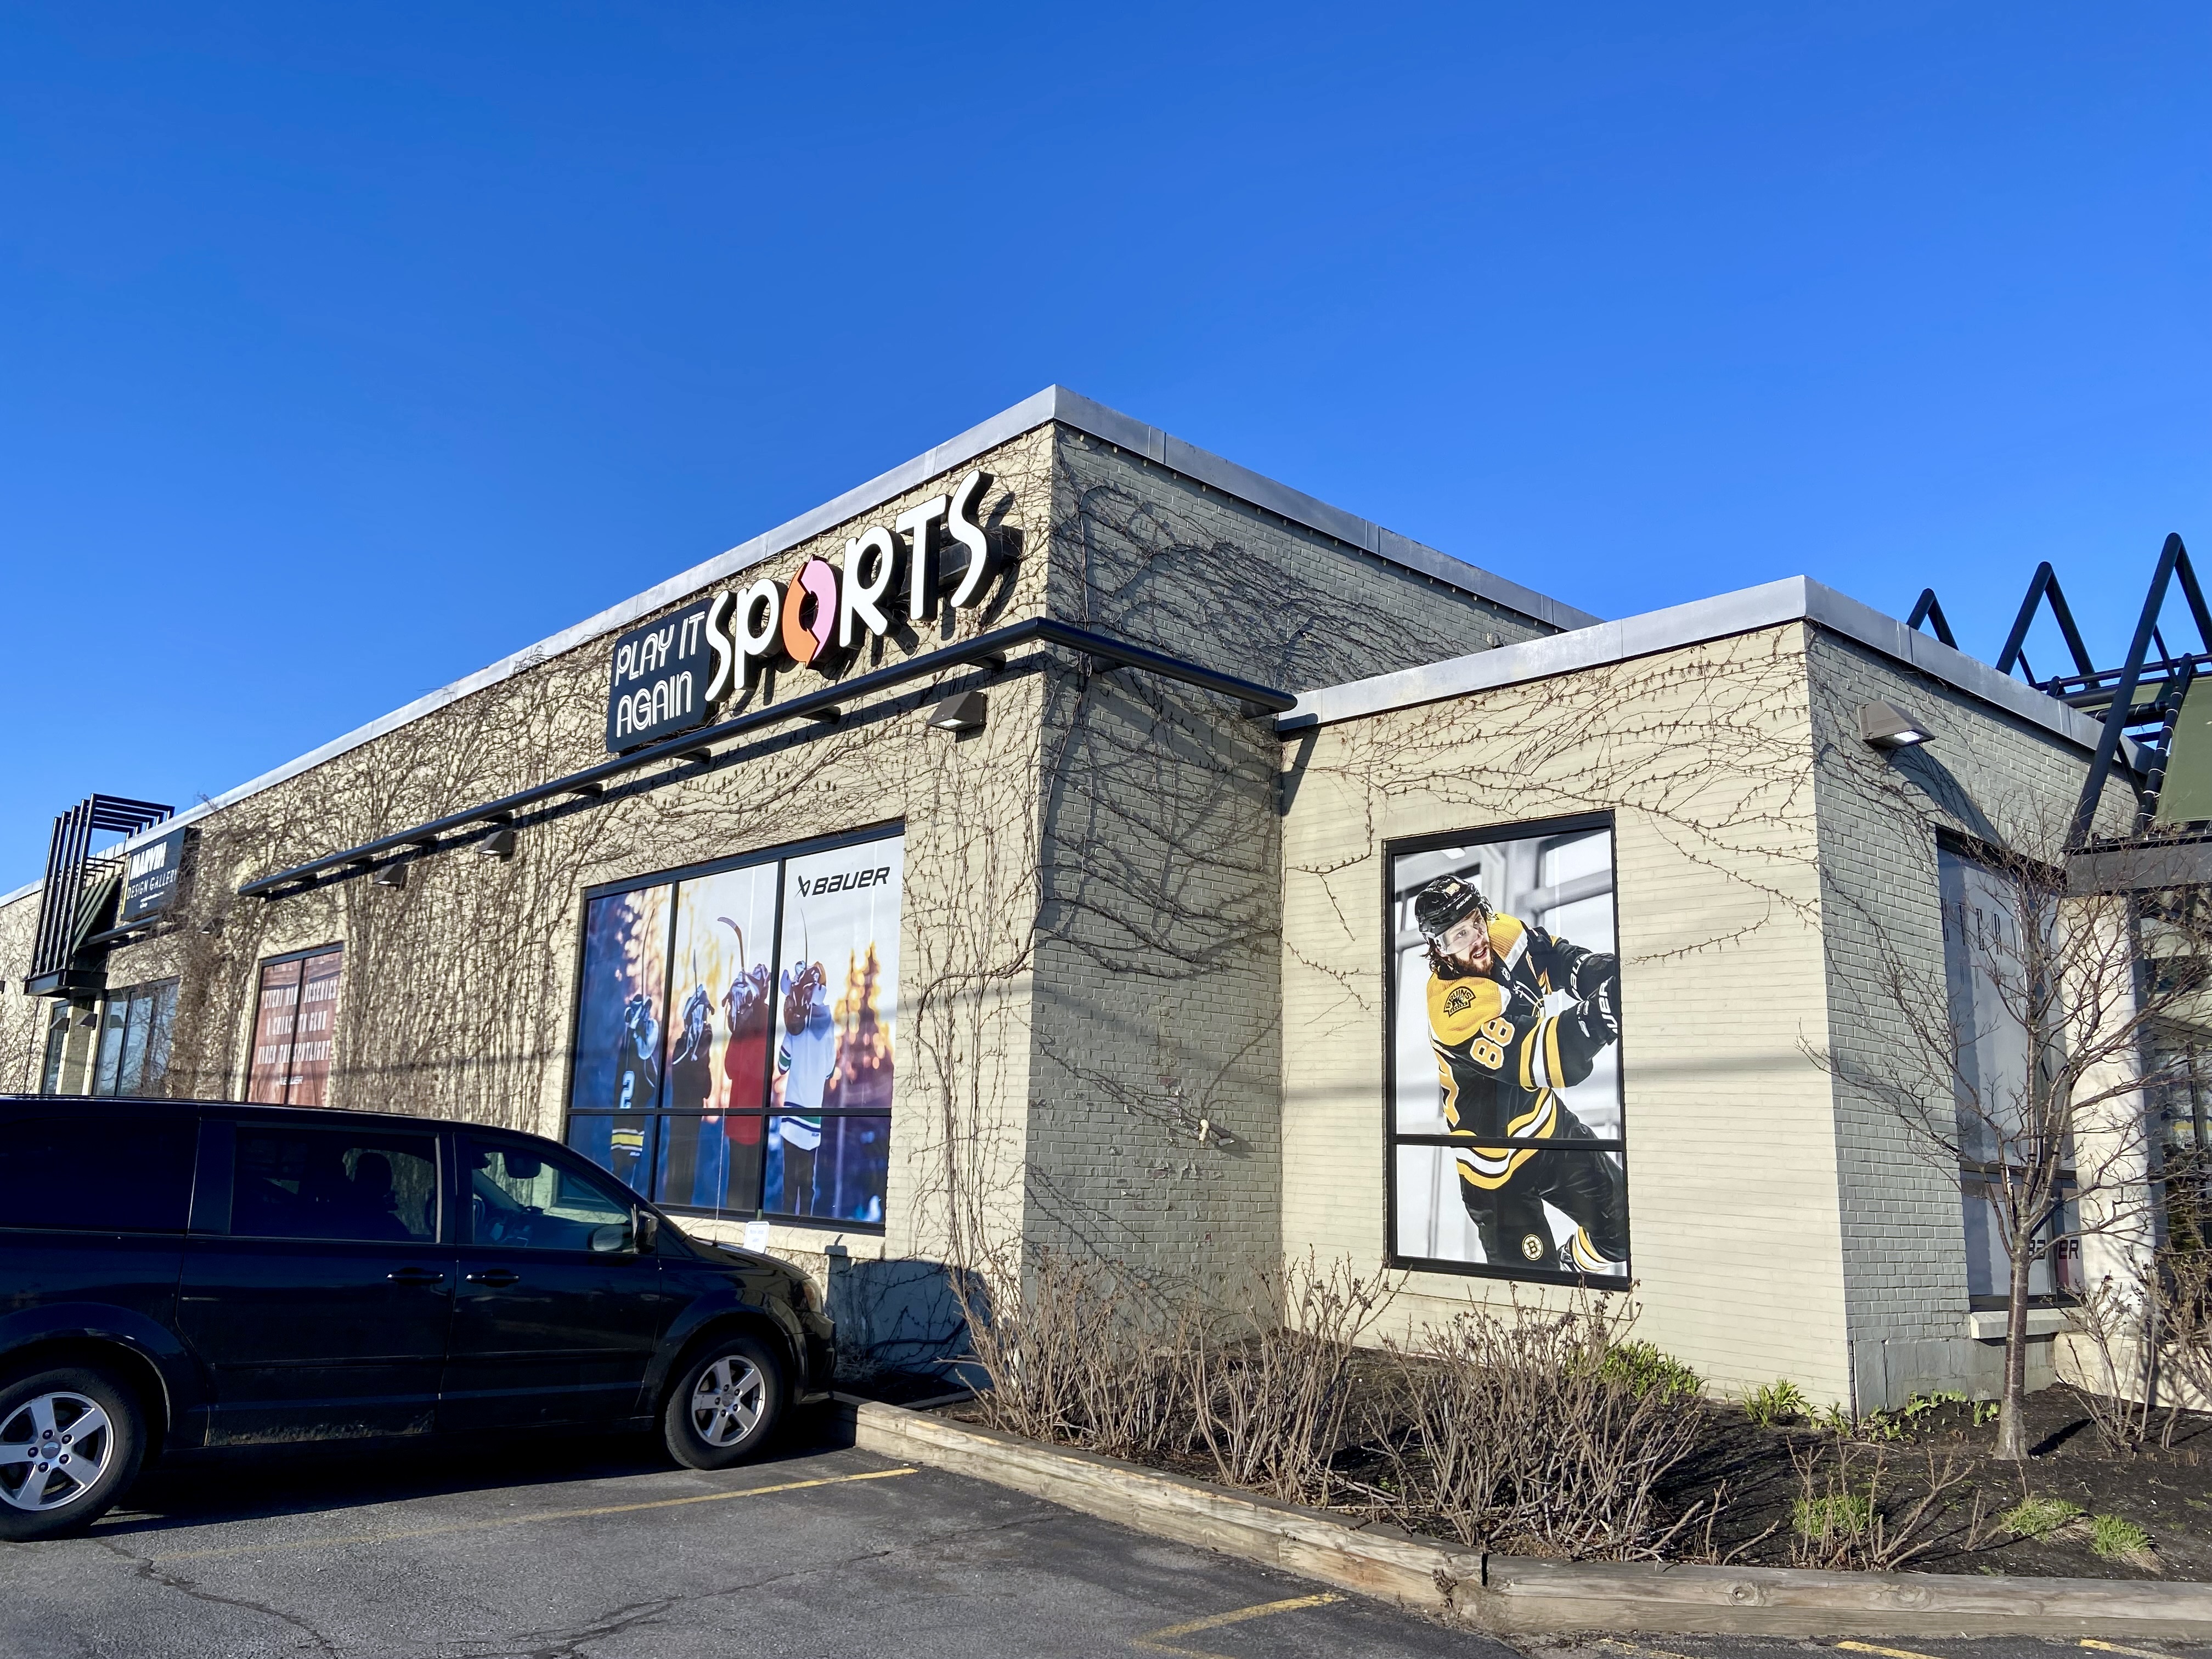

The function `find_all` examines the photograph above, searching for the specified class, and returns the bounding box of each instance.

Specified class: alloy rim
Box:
[689,1356,764,1447]
[0,1392,114,1513]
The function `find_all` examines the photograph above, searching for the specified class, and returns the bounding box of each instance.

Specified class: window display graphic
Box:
[246,947,344,1107]
[657,862,778,1213]
[567,885,673,1191]
[1387,819,1629,1280]
[768,840,901,1225]
[567,831,900,1229]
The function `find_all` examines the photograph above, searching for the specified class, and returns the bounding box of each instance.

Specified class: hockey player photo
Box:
[566,883,672,1189]
[658,864,778,1212]
[771,836,902,1224]
[1388,820,1630,1280]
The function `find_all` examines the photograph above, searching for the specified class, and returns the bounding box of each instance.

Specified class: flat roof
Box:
[1279,574,2124,758]
[1,387,1593,898]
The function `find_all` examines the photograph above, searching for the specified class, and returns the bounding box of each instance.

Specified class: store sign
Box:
[606,600,716,753]
[604,470,996,754]
[120,825,190,923]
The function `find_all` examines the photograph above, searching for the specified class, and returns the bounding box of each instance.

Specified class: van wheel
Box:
[663,1334,784,1470]
[0,1365,145,1542]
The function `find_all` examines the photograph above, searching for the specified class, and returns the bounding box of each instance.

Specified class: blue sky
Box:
[2,3,2205,884]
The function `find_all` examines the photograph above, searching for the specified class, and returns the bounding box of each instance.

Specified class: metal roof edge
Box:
[70,386,1591,873]
[1278,575,2122,759]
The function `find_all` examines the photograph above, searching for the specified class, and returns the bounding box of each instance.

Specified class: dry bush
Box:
[2157,1249,2212,1448]
[1787,1430,1988,1570]
[956,1245,1188,1459]
[1358,1294,1708,1560]
[2072,1271,2163,1455]
[1184,1254,1393,1504]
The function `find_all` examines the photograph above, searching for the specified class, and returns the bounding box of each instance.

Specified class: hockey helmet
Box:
[1413,874,1491,941]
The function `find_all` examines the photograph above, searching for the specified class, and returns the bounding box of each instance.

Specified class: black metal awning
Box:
[235,618,1294,902]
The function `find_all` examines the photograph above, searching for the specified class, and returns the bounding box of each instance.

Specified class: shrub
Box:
[1744,1379,1808,1428]
[1997,1495,2084,1539]
[2090,1513,2155,1566]
[1596,1339,1702,1402]
[1793,1488,1874,1543]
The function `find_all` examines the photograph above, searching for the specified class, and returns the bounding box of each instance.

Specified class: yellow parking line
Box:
[2082,1643,2179,1659]
[145,1465,918,1562]
[1838,1643,1949,1659]
[1132,1591,1346,1657]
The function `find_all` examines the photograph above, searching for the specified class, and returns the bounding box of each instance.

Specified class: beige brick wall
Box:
[1804,630,2140,1407]
[1015,431,1566,1296]
[1280,623,1853,1403]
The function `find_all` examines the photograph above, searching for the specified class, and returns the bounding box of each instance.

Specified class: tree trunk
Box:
[1996,1248,2034,1460]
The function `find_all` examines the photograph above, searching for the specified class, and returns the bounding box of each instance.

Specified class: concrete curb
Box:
[833,1397,2212,1639]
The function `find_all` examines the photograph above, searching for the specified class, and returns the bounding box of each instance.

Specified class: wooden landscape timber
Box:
[835,1397,2212,1639]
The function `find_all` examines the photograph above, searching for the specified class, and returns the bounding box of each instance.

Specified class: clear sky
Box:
[2,3,2205,886]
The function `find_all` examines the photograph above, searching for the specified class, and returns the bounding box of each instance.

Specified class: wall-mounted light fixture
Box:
[1858,701,1933,750]
[372,862,408,889]
[927,690,988,733]
[476,827,517,861]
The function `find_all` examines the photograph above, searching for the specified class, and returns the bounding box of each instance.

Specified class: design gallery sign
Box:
[606,470,996,753]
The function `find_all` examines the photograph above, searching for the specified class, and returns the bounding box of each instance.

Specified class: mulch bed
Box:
[1655,1387,2212,1579]
[850,1373,2212,1580]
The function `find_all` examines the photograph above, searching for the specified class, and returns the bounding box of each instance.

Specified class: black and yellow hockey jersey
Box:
[1425,912,1616,1191]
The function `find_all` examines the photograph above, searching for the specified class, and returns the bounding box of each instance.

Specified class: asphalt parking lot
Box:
[8,1411,2212,1659]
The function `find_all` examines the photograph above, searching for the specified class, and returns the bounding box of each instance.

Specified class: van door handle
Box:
[387,1267,447,1285]
[465,1269,521,1287]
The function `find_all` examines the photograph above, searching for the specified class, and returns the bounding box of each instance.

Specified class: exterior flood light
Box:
[927,690,988,733]
[476,827,517,861]
[1859,701,1933,750]
[371,862,408,889]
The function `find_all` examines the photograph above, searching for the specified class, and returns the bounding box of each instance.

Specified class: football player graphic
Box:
[1415,873,1629,1276]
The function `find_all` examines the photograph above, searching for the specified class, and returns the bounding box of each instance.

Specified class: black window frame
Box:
[242,942,345,1107]
[1381,811,1633,1286]
[562,820,902,1235]
[88,978,180,1099]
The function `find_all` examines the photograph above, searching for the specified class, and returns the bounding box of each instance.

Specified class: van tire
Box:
[662,1333,784,1470]
[0,1364,145,1542]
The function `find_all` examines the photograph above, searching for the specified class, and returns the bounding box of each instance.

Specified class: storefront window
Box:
[246,946,343,1106]
[566,830,902,1231]
[1386,816,1630,1283]
[89,979,178,1098]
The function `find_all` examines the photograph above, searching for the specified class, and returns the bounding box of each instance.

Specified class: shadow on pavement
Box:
[88,1401,855,1541]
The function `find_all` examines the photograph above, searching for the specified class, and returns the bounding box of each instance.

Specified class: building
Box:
[0,387,2167,1409]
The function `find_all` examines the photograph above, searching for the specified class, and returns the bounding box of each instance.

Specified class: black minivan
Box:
[0,1095,835,1541]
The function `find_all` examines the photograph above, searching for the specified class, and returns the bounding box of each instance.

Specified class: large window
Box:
[246,946,344,1106]
[91,980,179,1098]
[1938,840,2079,1305]
[1386,816,1630,1283]
[565,830,902,1231]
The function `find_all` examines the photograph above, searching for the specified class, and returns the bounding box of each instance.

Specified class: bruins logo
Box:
[1520,1233,1547,1262]
[1442,985,1477,1015]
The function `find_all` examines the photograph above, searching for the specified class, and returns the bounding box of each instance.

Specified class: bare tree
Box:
[1815,814,2204,1460]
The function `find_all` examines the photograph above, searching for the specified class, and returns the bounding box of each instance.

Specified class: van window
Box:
[0,1114,196,1232]
[464,1139,634,1252]
[229,1126,439,1244]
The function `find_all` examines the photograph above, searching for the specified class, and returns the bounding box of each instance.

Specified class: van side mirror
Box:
[635,1210,660,1254]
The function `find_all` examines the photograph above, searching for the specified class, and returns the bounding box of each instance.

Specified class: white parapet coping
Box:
[22,387,1587,888]
[1279,573,2124,758]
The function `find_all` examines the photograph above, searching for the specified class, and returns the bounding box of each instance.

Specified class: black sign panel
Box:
[606,601,715,754]
[120,825,190,923]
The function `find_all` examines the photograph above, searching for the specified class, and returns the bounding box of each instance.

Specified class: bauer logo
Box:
[795,865,891,898]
